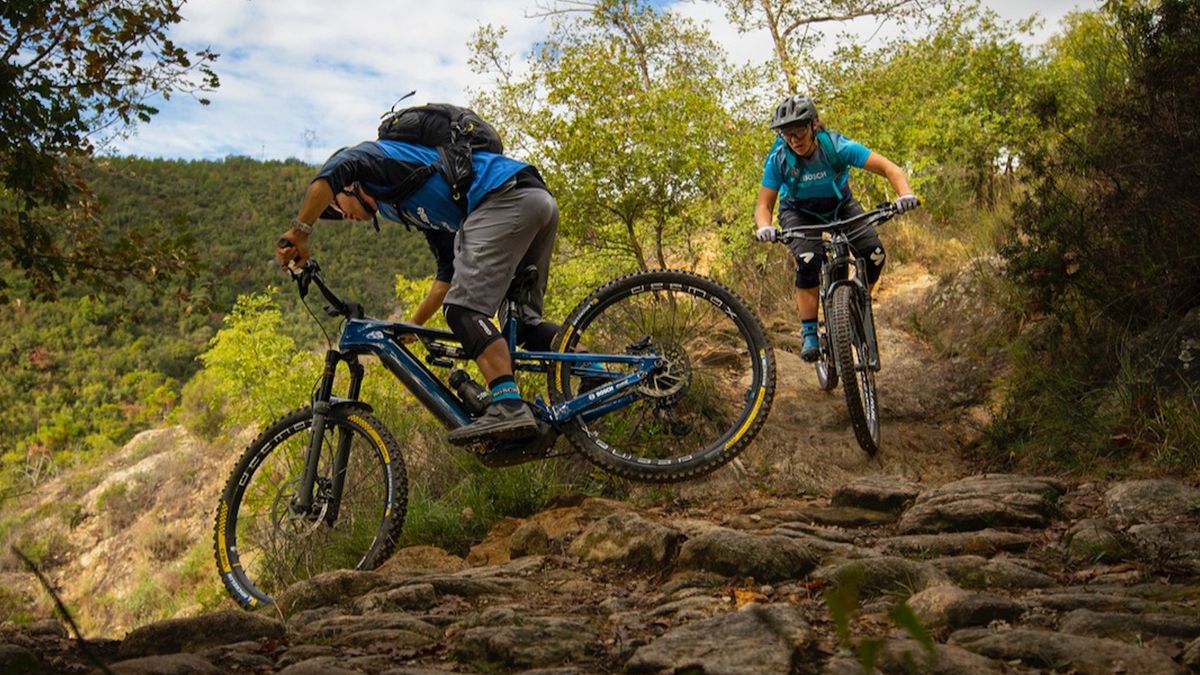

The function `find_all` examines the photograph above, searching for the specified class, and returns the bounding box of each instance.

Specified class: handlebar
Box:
[774,202,901,244]
[287,258,364,319]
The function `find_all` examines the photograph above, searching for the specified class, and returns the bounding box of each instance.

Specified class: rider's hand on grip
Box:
[755,225,777,242]
[275,231,309,270]
[894,194,920,213]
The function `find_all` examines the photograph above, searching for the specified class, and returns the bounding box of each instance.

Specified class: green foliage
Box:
[990,0,1200,470]
[471,2,764,272]
[0,0,219,299]
[0,154,435,495]
[401,456,574,555]
[817,3,1039,222]
[199,293,314,428]
[715,0,933,92]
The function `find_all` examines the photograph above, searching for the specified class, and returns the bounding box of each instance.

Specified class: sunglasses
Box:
[320,182,380,230]
[777,124,812,142]
[342,182,377,217]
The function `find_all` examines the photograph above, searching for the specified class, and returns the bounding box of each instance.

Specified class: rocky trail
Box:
[6,474,1200,674]
[4,263,1199,673]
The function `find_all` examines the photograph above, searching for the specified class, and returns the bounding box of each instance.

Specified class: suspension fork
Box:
[294,349,344,517]
[324,358,364,525]
[853,258,882,371]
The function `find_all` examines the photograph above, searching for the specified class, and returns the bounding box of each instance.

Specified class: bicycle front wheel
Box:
[829,285,880,455]
[548,270,775,482]
[214,406,408,609]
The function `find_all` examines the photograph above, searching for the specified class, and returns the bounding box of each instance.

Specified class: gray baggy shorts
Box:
[443,183,559,325]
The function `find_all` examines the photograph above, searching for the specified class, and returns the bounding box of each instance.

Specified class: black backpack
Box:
[377,99,504,211]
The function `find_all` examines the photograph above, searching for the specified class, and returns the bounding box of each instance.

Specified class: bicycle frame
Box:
[290,262,663,516]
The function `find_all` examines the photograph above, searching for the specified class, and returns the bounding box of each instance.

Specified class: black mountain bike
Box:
[775,204,902,456]
[214,260,775,608]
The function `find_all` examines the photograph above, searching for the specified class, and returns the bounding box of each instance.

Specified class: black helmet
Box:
[769,95,818,130]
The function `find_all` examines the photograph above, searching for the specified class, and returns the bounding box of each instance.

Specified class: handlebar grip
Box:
[277,238,294,249]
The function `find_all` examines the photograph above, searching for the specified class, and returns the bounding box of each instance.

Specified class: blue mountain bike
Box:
[214,260,775,608]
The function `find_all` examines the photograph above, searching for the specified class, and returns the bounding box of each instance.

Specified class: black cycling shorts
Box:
[780,199,886,289]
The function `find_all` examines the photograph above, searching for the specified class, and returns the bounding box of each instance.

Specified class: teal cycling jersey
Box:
[761,130,871,216]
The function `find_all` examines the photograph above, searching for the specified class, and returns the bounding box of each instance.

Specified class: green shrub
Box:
[176,369,228,440]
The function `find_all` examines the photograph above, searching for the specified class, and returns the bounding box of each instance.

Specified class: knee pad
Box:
[517,320,560,351]
[864,245,887,284]
[794,251,821,289]
[444,304,503,359]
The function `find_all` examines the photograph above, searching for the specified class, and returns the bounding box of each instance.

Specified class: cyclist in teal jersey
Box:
[753,95,919,362]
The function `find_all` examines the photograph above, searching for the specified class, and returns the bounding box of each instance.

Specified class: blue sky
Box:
[106,0,1092,162]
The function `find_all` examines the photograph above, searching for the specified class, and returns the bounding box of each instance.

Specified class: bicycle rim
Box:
[550,270,775,482]
[215,408,406,608]
[830,285,880,455]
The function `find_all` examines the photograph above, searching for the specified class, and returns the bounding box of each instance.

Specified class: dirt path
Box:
[684,262,985,500]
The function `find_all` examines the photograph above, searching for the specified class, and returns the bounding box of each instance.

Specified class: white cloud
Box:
[109,0,1090,160]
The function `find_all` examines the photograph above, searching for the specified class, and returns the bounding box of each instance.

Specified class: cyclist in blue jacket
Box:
[753,95,919,362]
[275,140,559,446]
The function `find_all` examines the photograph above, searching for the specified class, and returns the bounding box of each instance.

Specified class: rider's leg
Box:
[782,207,824,363]
[443,182,559,444]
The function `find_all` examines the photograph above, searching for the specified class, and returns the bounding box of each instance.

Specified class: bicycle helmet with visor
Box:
[769,95,818,130]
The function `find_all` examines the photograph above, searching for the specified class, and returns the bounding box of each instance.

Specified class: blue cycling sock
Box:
[801,319,818,337]
[488,376,521,403]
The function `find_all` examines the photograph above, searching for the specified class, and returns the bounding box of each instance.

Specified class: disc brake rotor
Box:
[636,342,691,405]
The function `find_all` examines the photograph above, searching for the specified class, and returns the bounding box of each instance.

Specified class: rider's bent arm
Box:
[411,280,451,326]
[754,186,779,230]
[862,152,913,199]
[297,179,335,225]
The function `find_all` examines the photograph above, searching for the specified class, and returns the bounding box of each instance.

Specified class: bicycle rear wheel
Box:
[214,406,407,609]
[548,270,775,482]
[829,285,880,455]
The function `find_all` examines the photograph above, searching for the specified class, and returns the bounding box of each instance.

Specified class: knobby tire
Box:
[829,285,880,456]
[214,406,408,609]
[548,270,775,482]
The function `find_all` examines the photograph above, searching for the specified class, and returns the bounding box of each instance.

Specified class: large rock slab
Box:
[292,612,442,644]
[1064,518,1132,562]
[117,610,285,658]
[677,527,818,582]
[107,653,222,675]
[1103,479,1200,526]
[822,638,1005,674]
[568,512,682,569]
[907,586,1024,629]
[814,557,952,599]
[930,555,1055,589]
[831,475,923,514]
[898,475,1065,534]
[1058,608,1200,641]
[625,603,812,674]
[950,627,1183,674]
[351,582,437,614]
[275,570,390,615]
[451,615,596,670]
[879,529,1036,556]
[1128,523,1200,574]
